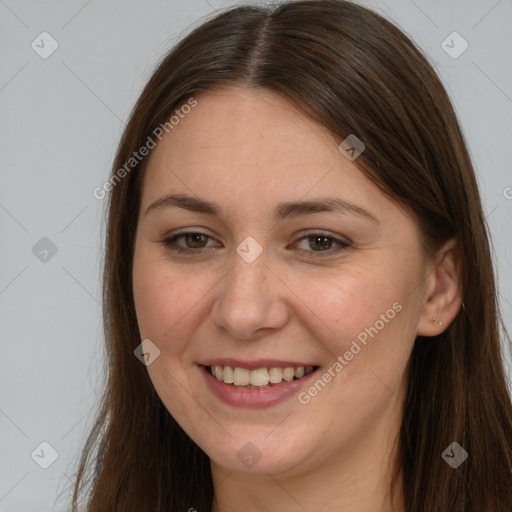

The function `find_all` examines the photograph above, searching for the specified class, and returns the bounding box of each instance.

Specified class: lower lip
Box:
[199,365,320,409]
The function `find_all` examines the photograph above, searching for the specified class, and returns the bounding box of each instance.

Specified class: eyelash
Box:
[161,231,351,257]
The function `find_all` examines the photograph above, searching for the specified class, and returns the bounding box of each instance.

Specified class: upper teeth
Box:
[210,365,315,387]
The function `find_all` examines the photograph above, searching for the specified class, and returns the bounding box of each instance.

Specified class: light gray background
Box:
[1,0,511,510]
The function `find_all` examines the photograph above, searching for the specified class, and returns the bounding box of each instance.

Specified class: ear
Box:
[416,237,463,337]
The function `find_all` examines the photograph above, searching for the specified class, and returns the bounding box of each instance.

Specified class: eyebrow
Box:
[144,193,379,224]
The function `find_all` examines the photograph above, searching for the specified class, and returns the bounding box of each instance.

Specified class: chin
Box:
[204,433,315,477]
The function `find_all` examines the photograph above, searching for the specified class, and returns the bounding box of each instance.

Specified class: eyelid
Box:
[290,230,351,257]
[162,230,219,251]
[294,229,352,245]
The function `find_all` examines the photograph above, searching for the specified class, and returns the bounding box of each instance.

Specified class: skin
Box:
[132,86,462,512]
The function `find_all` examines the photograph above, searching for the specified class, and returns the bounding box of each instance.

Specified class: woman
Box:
[71,1,512,510]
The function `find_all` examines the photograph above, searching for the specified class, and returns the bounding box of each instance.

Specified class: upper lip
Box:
[199,359,318,370]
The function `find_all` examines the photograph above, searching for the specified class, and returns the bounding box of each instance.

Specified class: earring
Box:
[431,316,443,327]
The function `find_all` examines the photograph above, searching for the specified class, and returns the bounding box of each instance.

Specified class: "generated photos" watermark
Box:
[93,97,197,200]
[298,301,403,404]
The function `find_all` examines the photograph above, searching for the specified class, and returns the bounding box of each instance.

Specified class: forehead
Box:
[140,86,399,225]
[152,86,338,168]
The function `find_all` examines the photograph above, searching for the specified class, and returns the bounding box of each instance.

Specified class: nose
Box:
[210,252,290,340]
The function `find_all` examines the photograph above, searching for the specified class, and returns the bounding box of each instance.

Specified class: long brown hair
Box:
[71,1,512,510]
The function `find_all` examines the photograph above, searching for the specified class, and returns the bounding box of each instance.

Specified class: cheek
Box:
[293,270,414,426]
[132,250,221,358]
[132,253,210,421]
[289,259,419,397]
[290,265,404,346]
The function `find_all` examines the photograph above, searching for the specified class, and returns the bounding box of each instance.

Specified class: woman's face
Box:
[132,86,433,477]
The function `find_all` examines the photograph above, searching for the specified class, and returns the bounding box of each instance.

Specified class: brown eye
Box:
[183,233,208,248]
[307,235,334,251]
[162,232,218,254]
[293,232,350,257]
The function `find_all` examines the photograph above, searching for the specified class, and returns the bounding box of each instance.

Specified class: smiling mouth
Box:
[206,365,319,389]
